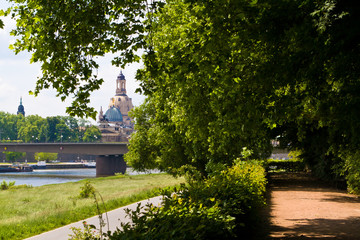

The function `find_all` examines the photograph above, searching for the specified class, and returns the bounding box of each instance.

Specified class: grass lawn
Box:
[0,173,185,240]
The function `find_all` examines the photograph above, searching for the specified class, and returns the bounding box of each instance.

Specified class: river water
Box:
[0,168,155,187]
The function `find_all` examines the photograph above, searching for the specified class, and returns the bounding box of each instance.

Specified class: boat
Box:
[0,164,33,172]
[31,161,47,169]
[83,161,96,168]
[0,167,17,173]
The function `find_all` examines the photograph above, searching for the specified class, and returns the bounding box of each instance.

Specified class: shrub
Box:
[79,181,96,198]
[70,160,267,239]
[187,160,267,216]
[0,180,15,190]
[344,151,360,194]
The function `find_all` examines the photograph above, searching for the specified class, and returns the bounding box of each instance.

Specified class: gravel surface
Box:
[266,172,360,240]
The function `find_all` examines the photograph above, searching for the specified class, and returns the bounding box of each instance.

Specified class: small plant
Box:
[0,180,15,190]
[114,172,128,178]
[69,221,100,240]
[79,181,96,198]
[71,188,110,240]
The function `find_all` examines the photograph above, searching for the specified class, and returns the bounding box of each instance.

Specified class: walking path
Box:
[267,172,360,240]
[25,173,360,240]
[25,196,163,240]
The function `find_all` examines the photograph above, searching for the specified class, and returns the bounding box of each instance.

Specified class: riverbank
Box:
[0,162,95,169]
[0,173,185,240]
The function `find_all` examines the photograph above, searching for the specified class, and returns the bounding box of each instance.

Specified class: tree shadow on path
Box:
[256,172,360,240]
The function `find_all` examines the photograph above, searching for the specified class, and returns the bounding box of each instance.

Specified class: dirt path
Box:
[264,172,360,240]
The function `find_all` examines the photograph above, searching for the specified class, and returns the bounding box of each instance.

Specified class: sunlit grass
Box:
[0,173,184,240]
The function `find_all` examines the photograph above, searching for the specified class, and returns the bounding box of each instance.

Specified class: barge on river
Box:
[0,164,33,173]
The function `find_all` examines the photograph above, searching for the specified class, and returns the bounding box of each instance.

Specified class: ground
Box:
[261,172,360,240]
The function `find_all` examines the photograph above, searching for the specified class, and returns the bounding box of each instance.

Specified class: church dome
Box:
[117,71,125,80]
[104,106,123,122]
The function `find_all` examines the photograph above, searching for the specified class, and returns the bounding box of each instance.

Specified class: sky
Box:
[0,2,145,123]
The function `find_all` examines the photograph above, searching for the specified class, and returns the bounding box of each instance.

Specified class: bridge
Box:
[0,143,128,177]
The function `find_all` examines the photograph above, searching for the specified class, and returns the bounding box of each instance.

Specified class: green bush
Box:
[70,160,267,239]
[344,151,360,194]
[0,180,15,190]
[187,160,267,216]
[79,181,96,198]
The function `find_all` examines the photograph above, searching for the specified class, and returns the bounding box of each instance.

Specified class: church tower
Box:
[109,71,134,124]
[17,97,25,116]
[115,71,126,95]
[98,70,134,142]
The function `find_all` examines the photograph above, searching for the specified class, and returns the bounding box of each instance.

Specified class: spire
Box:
[17,97,25,116]
[98,106,104,122]
[116,70,127,95]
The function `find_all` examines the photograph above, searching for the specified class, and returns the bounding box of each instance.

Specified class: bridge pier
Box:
[96,155,126,177]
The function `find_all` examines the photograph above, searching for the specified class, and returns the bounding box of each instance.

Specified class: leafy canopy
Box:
[3,0,360,183]
[2,0,163,118]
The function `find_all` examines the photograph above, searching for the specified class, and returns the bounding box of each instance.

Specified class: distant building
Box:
[98,71,134,142]
[17,97,25,116]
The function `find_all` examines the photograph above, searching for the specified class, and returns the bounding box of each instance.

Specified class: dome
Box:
[104,106,123,122]
[117,71,125,80]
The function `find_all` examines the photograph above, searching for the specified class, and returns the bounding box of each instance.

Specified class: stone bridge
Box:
[0,143,128,177]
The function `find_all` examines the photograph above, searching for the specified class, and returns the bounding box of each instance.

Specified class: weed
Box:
[0,180,15,190]
[79,181,96,199]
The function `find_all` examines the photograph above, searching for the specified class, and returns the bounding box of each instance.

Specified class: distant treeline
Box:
[0,112,101,143]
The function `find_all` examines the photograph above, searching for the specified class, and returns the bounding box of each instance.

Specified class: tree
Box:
[17,115,49,142]
[0,112,20,140]
[56,123,72,142]
[34,152,58,162]
[4,0,360,186]
[127,0,273,175]
[3,151,25,163]
[128,0,360,179]
[82,126,101,142]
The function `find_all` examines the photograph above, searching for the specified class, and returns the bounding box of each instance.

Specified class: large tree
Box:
[3,0,360,185]
[127,0,273,174]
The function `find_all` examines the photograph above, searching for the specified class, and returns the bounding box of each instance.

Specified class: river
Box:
[0,168,157,187]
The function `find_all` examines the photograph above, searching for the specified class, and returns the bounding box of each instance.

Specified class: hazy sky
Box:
[0,2,145,123]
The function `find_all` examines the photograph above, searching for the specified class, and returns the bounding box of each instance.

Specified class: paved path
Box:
[267,173,360,240]
[25,196,163,240]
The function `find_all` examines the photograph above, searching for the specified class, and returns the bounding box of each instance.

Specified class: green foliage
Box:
[126,0,273,175]
[69,221,100,240]
[79,181,96,199]
[82,126,102,142]
[189,160,267,217]
[8,184,32,190]
[4,0,164,118]
[343,151,360,194]
[3,151,26,163]
[288,150,302,161]
[5,0,360,192]
[72,161,267,239]
[0,111,93,143]
[0,174,184,240]
[34,152,58,162]
[0,180,15,190]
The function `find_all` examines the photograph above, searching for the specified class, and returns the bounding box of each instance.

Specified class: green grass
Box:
[0,173,185,240]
